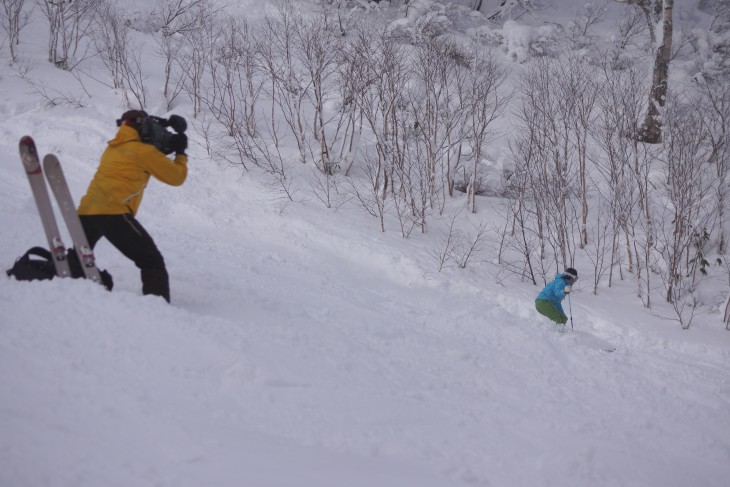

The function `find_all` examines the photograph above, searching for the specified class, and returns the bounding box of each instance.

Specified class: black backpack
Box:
[7,246,113,290]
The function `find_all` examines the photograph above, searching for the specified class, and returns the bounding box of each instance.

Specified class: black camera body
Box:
[138,114,187,155]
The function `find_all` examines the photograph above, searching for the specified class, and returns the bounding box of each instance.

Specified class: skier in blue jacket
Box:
[535,268,578,325]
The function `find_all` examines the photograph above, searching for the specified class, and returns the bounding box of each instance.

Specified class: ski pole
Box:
[568,293,574,330]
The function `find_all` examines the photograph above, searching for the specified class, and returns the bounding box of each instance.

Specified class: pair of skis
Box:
[18,136,102,284]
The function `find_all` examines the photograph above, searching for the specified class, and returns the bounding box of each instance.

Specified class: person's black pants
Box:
[80,214,170,302]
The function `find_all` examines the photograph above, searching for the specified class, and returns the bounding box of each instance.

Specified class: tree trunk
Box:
[641,0,673,144]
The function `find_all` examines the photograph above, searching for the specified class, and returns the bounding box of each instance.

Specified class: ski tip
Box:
[42,154,59,169]
[19,135,35,146]
[19,136,37,155]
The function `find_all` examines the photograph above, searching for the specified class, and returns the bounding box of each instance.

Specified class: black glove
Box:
[172,133,188,155]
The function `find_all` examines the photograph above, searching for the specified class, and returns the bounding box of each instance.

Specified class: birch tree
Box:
[1,0,31,62]
[37,0,99,69]
[635,0,674,143]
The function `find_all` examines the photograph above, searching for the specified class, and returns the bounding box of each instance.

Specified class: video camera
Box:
[138,114,187,155]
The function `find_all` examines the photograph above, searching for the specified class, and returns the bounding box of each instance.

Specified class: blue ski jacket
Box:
[536,273,571,315]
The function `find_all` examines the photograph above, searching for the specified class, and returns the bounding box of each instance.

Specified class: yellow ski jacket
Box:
[78,125,187,216]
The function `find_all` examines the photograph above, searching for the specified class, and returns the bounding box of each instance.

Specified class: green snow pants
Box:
[535,299,567,325]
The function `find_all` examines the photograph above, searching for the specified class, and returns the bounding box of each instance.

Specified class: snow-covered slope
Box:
[1,1,729,486]
[2,113,729,486]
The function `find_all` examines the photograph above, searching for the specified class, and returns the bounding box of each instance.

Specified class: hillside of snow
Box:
[1,1,730,486]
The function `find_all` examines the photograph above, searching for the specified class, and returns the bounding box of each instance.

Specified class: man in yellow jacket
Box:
[78,110,188,303]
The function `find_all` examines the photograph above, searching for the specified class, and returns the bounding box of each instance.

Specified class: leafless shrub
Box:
[430,210,489,272]
[694,66,730,255]
[654,98,716,327]
[120,44,147,108]
[292,7,343,175]
[461,48,510,214]
[347,146,390,233]
[306,165,349,210]
[37,0,99,70]
[24,76,87,107]
[148,0,210,109]
[593,59,646,289]
[91,2,125,89]
[487,0,544,21]
[346,21,410,233]
[566,0,608,48]
[509,55,583,276]
[91,2,146,108]
[1,0,32,62]
[613,2,649,53]
[8,51,33,77]
[253,0,308,165]
[498,161,540,285]
[453,220,490,269]
[176,0,217,116]
[582,195,615,295]
[250,0,345,175]
[201,14,261,169]
[430,211,461,272]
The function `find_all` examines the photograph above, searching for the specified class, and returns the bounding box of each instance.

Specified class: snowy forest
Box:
[2,0,729,328]
[2,2,730,486]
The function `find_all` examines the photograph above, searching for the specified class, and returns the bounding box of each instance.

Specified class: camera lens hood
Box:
[168,115,187,134]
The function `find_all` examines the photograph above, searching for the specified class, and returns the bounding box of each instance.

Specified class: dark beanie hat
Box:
[563,268,578,279]
[116,110,147,129]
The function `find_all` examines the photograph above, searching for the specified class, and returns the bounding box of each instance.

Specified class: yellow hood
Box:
[78,125,187,216]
